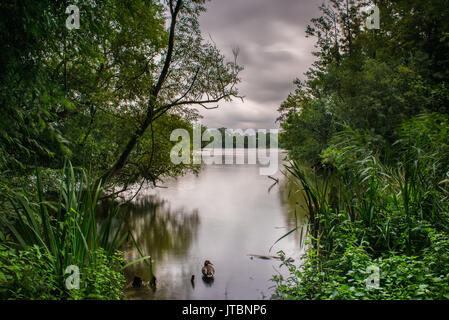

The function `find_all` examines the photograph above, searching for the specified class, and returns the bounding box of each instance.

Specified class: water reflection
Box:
[277,169,310,248]
[116,149,306,300]
[202,276,214,287]
[123,196,200,262]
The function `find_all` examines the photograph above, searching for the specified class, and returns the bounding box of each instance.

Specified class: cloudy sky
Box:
[197,0,322,129]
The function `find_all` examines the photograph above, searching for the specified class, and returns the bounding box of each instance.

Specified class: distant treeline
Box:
[200,128,278,149]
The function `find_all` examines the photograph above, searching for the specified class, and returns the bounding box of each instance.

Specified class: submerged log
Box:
[130,275,157,289]
[150,275,157,289]
[132,276,143,288]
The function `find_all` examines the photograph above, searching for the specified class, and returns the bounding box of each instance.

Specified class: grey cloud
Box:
[198,0,322,129]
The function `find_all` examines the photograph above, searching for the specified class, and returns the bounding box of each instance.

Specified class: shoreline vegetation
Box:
[1,0,448,300]
[0,0,241,300]
[273,0,449,299]
[1,164,129,299]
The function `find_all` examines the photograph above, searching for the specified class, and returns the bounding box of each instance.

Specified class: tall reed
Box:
[0,163,150,294]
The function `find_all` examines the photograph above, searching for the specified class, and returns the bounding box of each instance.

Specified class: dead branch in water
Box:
[268,176,279,184]
[247,254,294,262]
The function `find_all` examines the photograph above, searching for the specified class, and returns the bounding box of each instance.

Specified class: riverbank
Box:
[273,114,449,299]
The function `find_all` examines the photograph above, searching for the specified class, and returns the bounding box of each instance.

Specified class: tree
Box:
[99,0,242,185]
[0,0,69,173]
[278,0,449,163]
[0,0,242,191]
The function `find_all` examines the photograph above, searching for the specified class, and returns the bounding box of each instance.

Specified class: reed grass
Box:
[0,162,150,295]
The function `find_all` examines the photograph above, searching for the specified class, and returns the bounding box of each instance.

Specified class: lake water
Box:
[120,149,307,300]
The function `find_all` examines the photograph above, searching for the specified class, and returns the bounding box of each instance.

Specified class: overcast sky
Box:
[196,0,322,129]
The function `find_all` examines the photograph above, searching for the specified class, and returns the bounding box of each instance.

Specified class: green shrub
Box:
[0,163,147,299]
[0,241,59,300]
[275,113,449,300]
[66,249,125,300]
[0,240,125,300]
[274,231,449,300]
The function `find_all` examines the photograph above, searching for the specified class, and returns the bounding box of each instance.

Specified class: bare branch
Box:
[199,103,218,110]
[151,0,183,98]
[170,66,201,105]
[153,93,234,121]
[169,0,174,15]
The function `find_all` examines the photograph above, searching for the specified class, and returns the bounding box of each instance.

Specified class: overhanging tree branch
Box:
[99,0,242,187]
[100,0,183,184]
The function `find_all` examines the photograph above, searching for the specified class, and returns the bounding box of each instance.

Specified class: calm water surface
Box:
[120,149,306,300]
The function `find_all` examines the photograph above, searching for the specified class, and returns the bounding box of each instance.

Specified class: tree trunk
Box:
[98,0,183,185]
